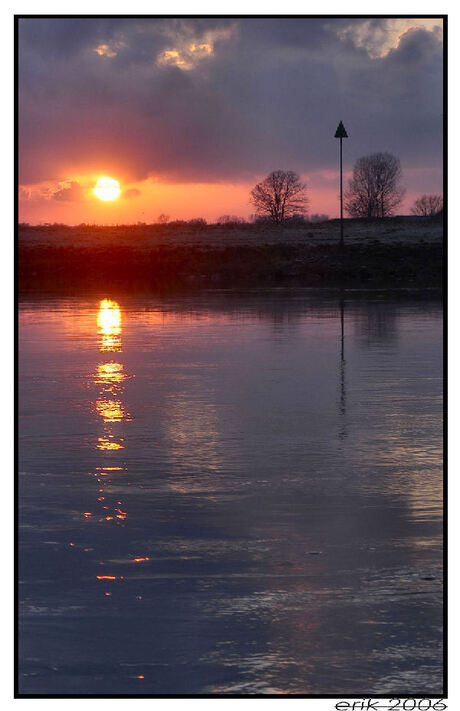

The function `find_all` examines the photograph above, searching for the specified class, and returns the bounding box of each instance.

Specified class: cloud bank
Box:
[19,17,443,193]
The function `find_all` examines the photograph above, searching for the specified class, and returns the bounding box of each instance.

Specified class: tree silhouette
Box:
[345,152,405,218]
[250,170,309,224]
[411,194,443,216]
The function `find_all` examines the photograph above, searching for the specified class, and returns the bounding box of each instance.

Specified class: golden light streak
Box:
[97,575,116,580]
[96,437,124,451]
[97,300,122,352]
[95,399,127,423]
[95,362,125,385]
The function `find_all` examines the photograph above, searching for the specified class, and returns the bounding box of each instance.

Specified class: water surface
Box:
[18,290,443,695]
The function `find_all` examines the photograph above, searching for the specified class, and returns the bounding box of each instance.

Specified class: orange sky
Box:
[18,169,441,225]
[19,177,257,225]
[19,175,337,225]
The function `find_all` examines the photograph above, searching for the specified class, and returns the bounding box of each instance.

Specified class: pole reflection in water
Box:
[338,296,347,440]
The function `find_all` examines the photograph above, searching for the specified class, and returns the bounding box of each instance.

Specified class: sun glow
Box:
[94,176,121,201]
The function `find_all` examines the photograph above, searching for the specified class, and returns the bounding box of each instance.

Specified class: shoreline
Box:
[19,220,444,293]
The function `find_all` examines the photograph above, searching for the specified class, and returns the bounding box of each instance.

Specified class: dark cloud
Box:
[123,188,141,199]
[18,18,443,186]
[19,186,32,200]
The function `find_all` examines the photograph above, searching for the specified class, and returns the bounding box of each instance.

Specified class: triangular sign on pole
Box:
[334,121,348,138]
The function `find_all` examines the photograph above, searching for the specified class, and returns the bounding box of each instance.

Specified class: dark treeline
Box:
[19,211,442,233]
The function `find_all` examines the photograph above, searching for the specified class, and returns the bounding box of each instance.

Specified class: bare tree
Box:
[411,194,443,216]
[345,152,405,218]
[250,170,309,224]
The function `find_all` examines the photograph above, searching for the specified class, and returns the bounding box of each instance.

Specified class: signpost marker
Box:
[334,121,348,247]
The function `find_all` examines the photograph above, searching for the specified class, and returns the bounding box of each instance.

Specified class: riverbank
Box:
[18,218,444,292]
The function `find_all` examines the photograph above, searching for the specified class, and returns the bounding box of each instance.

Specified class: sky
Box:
[18,16,444,224]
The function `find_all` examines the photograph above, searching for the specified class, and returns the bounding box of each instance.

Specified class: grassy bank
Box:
[19,237,443,293]
[18,218,443,292]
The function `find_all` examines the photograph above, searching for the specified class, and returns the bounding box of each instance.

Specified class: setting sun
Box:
[94,176,120,201]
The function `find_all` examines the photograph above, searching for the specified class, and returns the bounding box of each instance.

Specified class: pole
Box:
[334,121,347,246]
[340,136,344,247]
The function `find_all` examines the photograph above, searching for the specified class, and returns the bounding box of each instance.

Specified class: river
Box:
[18,289,443,695]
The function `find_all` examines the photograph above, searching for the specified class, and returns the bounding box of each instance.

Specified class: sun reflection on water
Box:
[87,299,132,528]
[95,362,125,385]
[95,399,129,423]
[96,436,125,451]
[97,299,122,352]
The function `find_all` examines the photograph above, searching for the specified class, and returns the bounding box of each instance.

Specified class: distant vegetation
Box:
[411,194,443,217]
[19,206,443,235]
[217,215,247,226]
[157,213,170,224]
